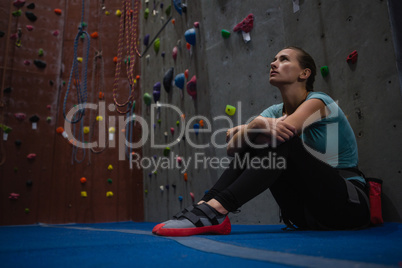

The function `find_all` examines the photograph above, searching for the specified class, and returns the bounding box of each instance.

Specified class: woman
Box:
[152,46,370,236]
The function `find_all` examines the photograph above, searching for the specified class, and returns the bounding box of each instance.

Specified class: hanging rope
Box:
[112,0,141,114]
[63,0,90,124]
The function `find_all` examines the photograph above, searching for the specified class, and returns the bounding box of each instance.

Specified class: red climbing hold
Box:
[26,25,34,31]
[13,0,25,8]
[186,75,197,98]
[233,13,254,33]
[346,50,358,64]
[90,31,99,39]
[27,153,36,159]
[54,9,62,15]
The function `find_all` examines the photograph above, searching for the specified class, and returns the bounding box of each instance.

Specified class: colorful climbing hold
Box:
[113,56,118,63]
[83,126,90,134]
[106,191,114,197]
[225,105,236,116]
[170,127,175,136]
[177,156,182,165]
[193,124,200,135]
[27,3,34,9]
[233,13,254,33]
[80,177,87,184]
[154,38,160,53]
[81,191,88,197]
[33,59,46,69]
[320,66,329,77]
[46,116,52,122]
[9,193,20,200]
[184,69,189,79]
[27,153,36,159]
[163,67,174,93]
[144,8,149,19]
[143,93,152,106]
[184,28,196,46]
[194,22,200,28]
[199,120,204,127]
[13,0,25,8]
[178,195,183,201]
[99,92,104,99]
[143,34,150,46]
[163,147,171,157]
[108,164,113,171]
[26,25,34,31]
[54,9,62,15]
[165,5,172,16]
[53,30,59,37]
[115,9,122,17]
[14,113,26,120]
[186,75,197,98]
[77,57,83,63]
[90,31,99,39]
[347,50,358,64]
[174,73,185,89]
[173,0,183,15]
[38,48,44,56]
[221,29,231,38]
[171,18,175,25]
[107,178,113,184]
[25,11,37,22]
[12,10,22,17]
[176,120,180,127]
[172,46,178,61]
[190,192,195,202]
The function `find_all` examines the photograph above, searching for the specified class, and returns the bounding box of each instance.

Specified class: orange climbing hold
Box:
[56,127,64,134]
[80,177,87,184]
[99,92,104,99]
[54,9,62,15]
[113,56,118,63]
[184,173,188,182]
[172,19,175,25]
[90,31,99,39]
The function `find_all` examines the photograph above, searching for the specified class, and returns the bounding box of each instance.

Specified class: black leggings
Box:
[201,136,370,230]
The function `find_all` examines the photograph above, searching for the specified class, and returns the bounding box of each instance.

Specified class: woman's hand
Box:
[226,124,246,143]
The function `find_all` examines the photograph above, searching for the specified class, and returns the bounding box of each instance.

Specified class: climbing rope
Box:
[112,0,141,114]
[63,0,90,124]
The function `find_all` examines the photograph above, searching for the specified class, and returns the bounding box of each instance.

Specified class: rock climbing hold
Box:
[190,192,195,202]
[172,46,178,61]
[165,5,171,16]
[96,116,103,122]
[177,156,182,165]
[176,120,180,127]
[26,25,34,31]
[170,127,175,135]
[199,120,204,127]
[33,59,46,69]
[90,31,99,39]
[54,9,62,15]
[3,87,12,93]
[1,124,12,141]
[115,9,122,17]
[9,193,20,200]
[184,69,189,79]
[174,73,185,89]
[144,8,149,19]
[164,131,168,138]
[221,29,231,38]
[56,127,68,138]
[27,153,36,159]
[109,127,115,140]
[29,115,39,129]
[25,208,30,214]
[81,191,87,197]
[38,48,44,56]
[15,140,22,146]
[186,75,197,98]
[225,105,236,116]
[27,3,35,9]
[163,147,171,156]
[163,67,174,93]
[194,22,200,28]
[25,11,37,22]
[105,10,110,15]
[178,195,183,201]
[113,56,118,63]
[186,43,191,50]
[53,30,59,36]
[77,57,83,63]
[346,50,358,64]
[233,13,254,33]
[161,51,165,58]
[14,113,26,120]
[46,116,52,122]
[173,0,183,15]
[320,66,329,77]
[13,0,26,8]
[193,124,200,135]
[83,126,90,134]
[107,164,113,171]
[12,10,22,17]
[184,28,196,46]
[26,180,33,187]
[143,93,152,106]
[107,178,113,184]
[80,177,87,184]
[153,90,160,103]
[154,38,160,54]
[106,191,114,197]
[143,34,150,46]
[99,92,104,99]
[171,18,175,25]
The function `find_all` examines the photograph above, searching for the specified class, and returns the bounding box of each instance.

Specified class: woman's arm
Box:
[226,98,327,156]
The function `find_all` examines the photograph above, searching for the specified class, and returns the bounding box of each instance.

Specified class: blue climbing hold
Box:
[185,28,196,46]
[173,0,182,15]
[144,34,150,46]
[193,123,200,135]
[174,73,185,90]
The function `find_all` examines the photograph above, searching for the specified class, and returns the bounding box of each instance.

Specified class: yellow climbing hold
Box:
[105,10,110,15]
[96,116,103,121]
[109,127,116,133]
[83,126,90,134]
[108,164,113,171]
[77,57,83,63]
[225,105,236,116]
[115,9,122,17]
[106,191,114,197]
[81,191,87,197]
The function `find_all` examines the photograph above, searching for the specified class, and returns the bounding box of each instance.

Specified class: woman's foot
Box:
[152,203,231,237]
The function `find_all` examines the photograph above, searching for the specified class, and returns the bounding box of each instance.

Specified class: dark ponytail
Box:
[286,46,316,91]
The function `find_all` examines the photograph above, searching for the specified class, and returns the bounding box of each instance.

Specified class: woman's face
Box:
[269,48,304,87]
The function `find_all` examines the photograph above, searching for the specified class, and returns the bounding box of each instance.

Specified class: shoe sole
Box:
[154,216,231,237]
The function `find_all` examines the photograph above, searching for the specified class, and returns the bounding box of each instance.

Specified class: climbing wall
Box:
[141,0,402,224]
[0,0,143,225]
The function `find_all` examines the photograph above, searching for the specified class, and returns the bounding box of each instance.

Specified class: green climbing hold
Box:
[221,29,230,38]
[154,38,160,54]
[144,8,149,19]
[176,120,180,126]
[12,10,22,17]
[81,22,88,28]
[107,178,113,184]
[143,93,152,105]
[320,66,329,77]
[165,5,172,16]
[80,33,86,39]
[158,119,161,125]
[38,48,44,56]
[163,147,171,157]
[25,208,30,214]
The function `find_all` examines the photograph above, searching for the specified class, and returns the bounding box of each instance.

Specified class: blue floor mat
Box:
[0,222,401,267]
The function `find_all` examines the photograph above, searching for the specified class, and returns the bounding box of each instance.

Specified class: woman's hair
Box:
[285,46,316,91]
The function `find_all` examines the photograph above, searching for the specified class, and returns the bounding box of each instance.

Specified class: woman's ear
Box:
[299,68,311,80]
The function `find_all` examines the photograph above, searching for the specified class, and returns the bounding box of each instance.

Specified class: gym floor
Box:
[1,221,401,267]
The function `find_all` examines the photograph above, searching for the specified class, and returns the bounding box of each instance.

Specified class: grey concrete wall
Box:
[141,0,402,224]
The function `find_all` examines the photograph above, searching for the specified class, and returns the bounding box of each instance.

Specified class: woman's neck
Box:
[280,85,309,115]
